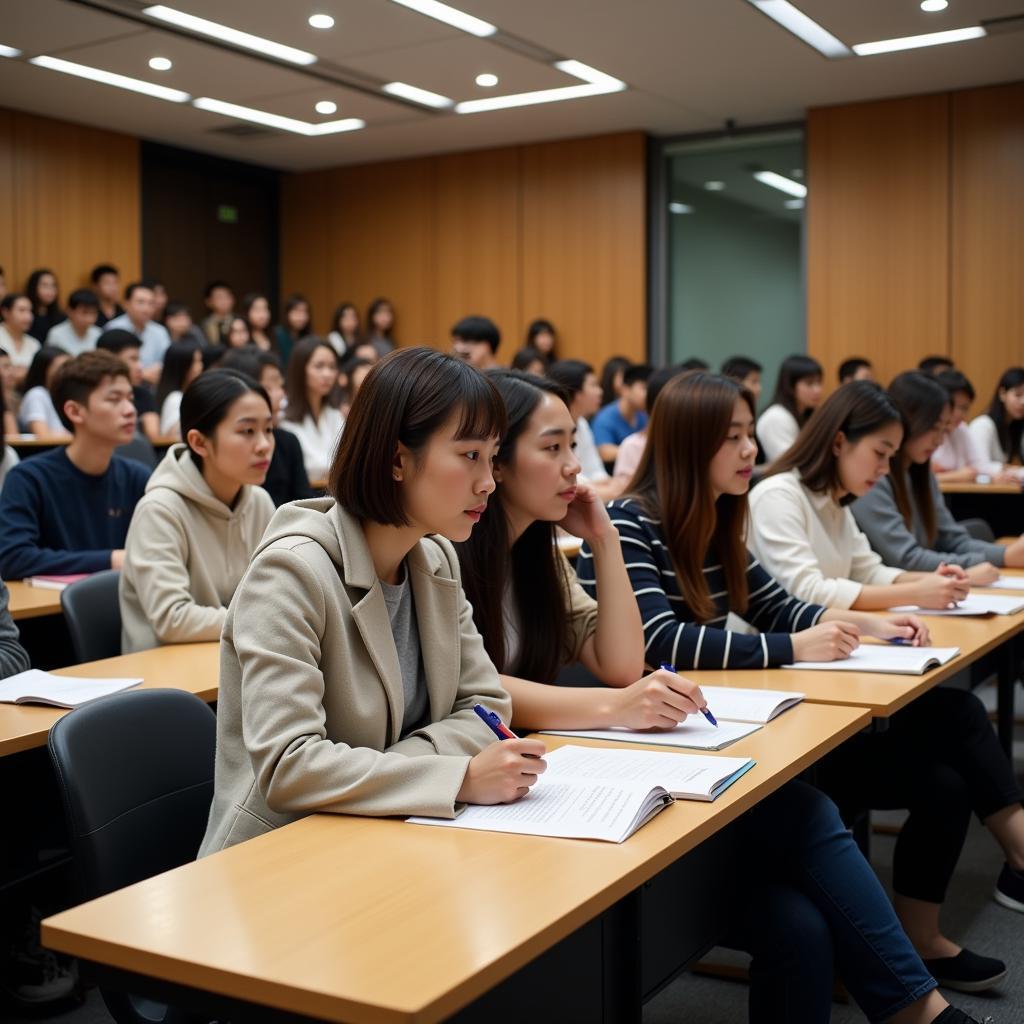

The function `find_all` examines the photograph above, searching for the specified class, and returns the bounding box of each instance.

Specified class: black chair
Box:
[61,570,122,662]
[960,517,996,543]
[47,688,216,1024]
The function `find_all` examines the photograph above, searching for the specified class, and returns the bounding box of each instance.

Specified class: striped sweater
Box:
[577,498,826,670]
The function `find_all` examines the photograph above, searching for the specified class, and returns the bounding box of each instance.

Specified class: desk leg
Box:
[603,888,642,1024]
[997,637,1018,758]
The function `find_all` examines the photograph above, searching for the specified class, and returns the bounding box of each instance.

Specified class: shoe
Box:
[994,861,1024,912]
[922,948,1006,993]
[930,1008,995,1024]
[0,906,78,1010]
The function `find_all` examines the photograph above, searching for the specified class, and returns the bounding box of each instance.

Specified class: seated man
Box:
[592,362,651,464]
[0,350,150,579]
[103,282,170,385]
[96,329,161,443]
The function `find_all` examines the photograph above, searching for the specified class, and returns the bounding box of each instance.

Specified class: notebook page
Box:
[542,716,760,750]
[698,686,804,724]
[0,670,142,708]
[891,594,1024,616]
[981,577,1024,592]
[784,645,959,674]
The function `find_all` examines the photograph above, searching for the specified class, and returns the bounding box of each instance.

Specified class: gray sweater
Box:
[0,578,31,678]
[850,471,1005,572]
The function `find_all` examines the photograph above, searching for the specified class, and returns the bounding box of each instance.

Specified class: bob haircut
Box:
[181,369,271,472]
[329,347,506,527]
[770,354,823,421]
[765,381,902,504]
[988,367,1024,465]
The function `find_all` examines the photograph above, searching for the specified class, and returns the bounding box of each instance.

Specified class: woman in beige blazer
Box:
[200,349,545,856]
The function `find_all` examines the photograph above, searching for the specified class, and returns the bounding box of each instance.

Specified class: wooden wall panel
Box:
[807,95,951,389]
[951,82,1024,412]
[0,110,14,291]
[6,110,140,298]
[280,168,335,327]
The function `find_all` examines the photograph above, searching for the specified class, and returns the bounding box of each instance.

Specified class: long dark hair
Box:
[155,338,203,411]
[25,269,60,318]
[887,371,950,545]
[330,301,360,343]
[456,371,572,684]
[366,297,394,340]
[284,337,338,424]
[24,346,68,394]
[181,369,271,473]
[771,354,822,422]
[278,294,312,344]
[627,372,752,622]
[766,381,901,504]
[988,367,1024,465]
[599,355,631,408]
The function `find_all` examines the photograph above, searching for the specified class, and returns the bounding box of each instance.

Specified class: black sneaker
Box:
[994,861,1024,913]
[923,948,1007,993]
[931,1008,995,1024]
[0,908,77,1010]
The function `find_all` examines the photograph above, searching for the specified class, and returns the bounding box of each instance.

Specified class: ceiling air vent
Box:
[208,123,276,138]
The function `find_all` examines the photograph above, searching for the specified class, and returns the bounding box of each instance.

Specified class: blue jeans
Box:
[726,781,936,1023]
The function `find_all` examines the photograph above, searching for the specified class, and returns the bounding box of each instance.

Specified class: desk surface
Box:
[0,643,218,758]
[7,581,63,621]
[43,702,869,1024]
[938,481,1022,495]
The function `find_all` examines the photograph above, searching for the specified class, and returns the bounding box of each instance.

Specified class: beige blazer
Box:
[200,498,512,855]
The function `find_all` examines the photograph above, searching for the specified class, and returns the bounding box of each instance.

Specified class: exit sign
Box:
[217,204,239,224]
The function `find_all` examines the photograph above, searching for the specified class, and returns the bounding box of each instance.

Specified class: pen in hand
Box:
[660,663,717,728]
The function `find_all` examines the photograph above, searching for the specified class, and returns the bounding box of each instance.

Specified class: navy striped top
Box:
[577,498,826,670]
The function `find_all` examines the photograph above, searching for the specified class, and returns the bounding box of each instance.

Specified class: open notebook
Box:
[697,687,804,724]
[25,574,90,591]
[0,670,141,708]
[981,576,1024,592]
[784,645,959,676]
[892,594,1024,616]
[407,745,755,843]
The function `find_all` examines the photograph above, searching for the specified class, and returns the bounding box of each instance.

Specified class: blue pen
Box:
[660,663,717,727]
[889,638,912,646]
[473,703,517,741]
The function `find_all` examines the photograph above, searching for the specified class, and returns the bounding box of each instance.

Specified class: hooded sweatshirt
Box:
[199,498,510,854]
[119,444,275,653]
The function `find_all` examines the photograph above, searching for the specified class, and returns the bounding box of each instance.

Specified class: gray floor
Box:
[7,689,1024,1024]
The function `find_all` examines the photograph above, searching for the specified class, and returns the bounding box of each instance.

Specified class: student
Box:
[750,381,1024,983]
[839,357,875,384]
[0,389,18,493]
[239,292,273,352]
[163,302,208,349]
[721,355,762,402]
[224,316,253,349]
[599,354,631,408]
[280,337,344,480]
[0,576,30,677]
[156,338,205,439]
[546,359,621,500]
[199,348,539,855]
[120,371,276,653]
[0,350,149,579]
[525,318,556,363]
[25,269,65,343]
[97,330,161,444]
[756,354,823,462]
[591,363,651,463]
[351,341,381,364]
[104,282,171,383]
[919,355,954,376]
[89,264,123,328]
[200,280,235,347]
[145,278,168,323]
[969,367,1024,467]
[337,353,374,419]
[452,315,501,371]
[457,370,983,1024]
[852,372,1024,580]
[364,296,395,356]
[0,349,17,436]
[19,347,70,438]
[46,289,101,356]
[511,347,546,376]
[612,365,683,486]
[0,294,41,389]
[678,356,709,371]
[274,294,313,366]
[219,349,314,506]
[932,370,1018,483]
[327,301,360,357]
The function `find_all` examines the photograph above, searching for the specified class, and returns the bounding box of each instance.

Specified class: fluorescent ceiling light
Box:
[853,25,985,56]
[388,0,496,37]
[148,56,172,71]
[315,100,337,114]
[143,6,317,65]
[669,202,694,214]
[194,96,363,135]
[382,81,453,109]
[475,73,498,87]
[0,43,22,58]
[308,14,335,29]
[748,1,851,58]
[753,170,807,198]
[455,59,625,114]
[29,55,190,102]
[920,0,948,11]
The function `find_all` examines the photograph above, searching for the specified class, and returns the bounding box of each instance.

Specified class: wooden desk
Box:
[938,481,1021,495]
[6,581,63,621]
[43,703,869,1024]
[0,643,218,758]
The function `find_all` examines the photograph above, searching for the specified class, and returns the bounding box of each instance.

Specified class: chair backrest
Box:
[61,569,122,662]
[116,435,157,469]
[960,517,996,543]
[48,688,216,901]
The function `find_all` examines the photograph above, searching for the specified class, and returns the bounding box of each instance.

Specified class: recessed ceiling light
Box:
[315,100,337,115]
[753,170,807,197]
[388,0,496,37]
[148,56,172,71]
[704,180,726,191]
[747,1,852,58]
[853,25,984,55]
[193,96,363,135]
[29,55,190,102]
[784,198,805,210]
[475,73,498,87]
[455,60,625,114]
[308,13,335,28]
[669,202,694,214]
[143,6,317,65]
[0,43,22,58]
[920,0,948,11]
[382,81,453,109]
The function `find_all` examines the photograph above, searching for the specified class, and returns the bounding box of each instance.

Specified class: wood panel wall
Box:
[0,109,141,302]
[280,131,647,367]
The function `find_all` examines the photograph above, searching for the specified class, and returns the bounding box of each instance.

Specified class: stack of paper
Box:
[893,594,1024,616]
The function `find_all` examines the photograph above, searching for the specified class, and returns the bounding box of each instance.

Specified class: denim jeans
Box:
[726,780,936,1023]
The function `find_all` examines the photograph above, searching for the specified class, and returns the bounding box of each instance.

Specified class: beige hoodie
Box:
[119,444,275,653]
